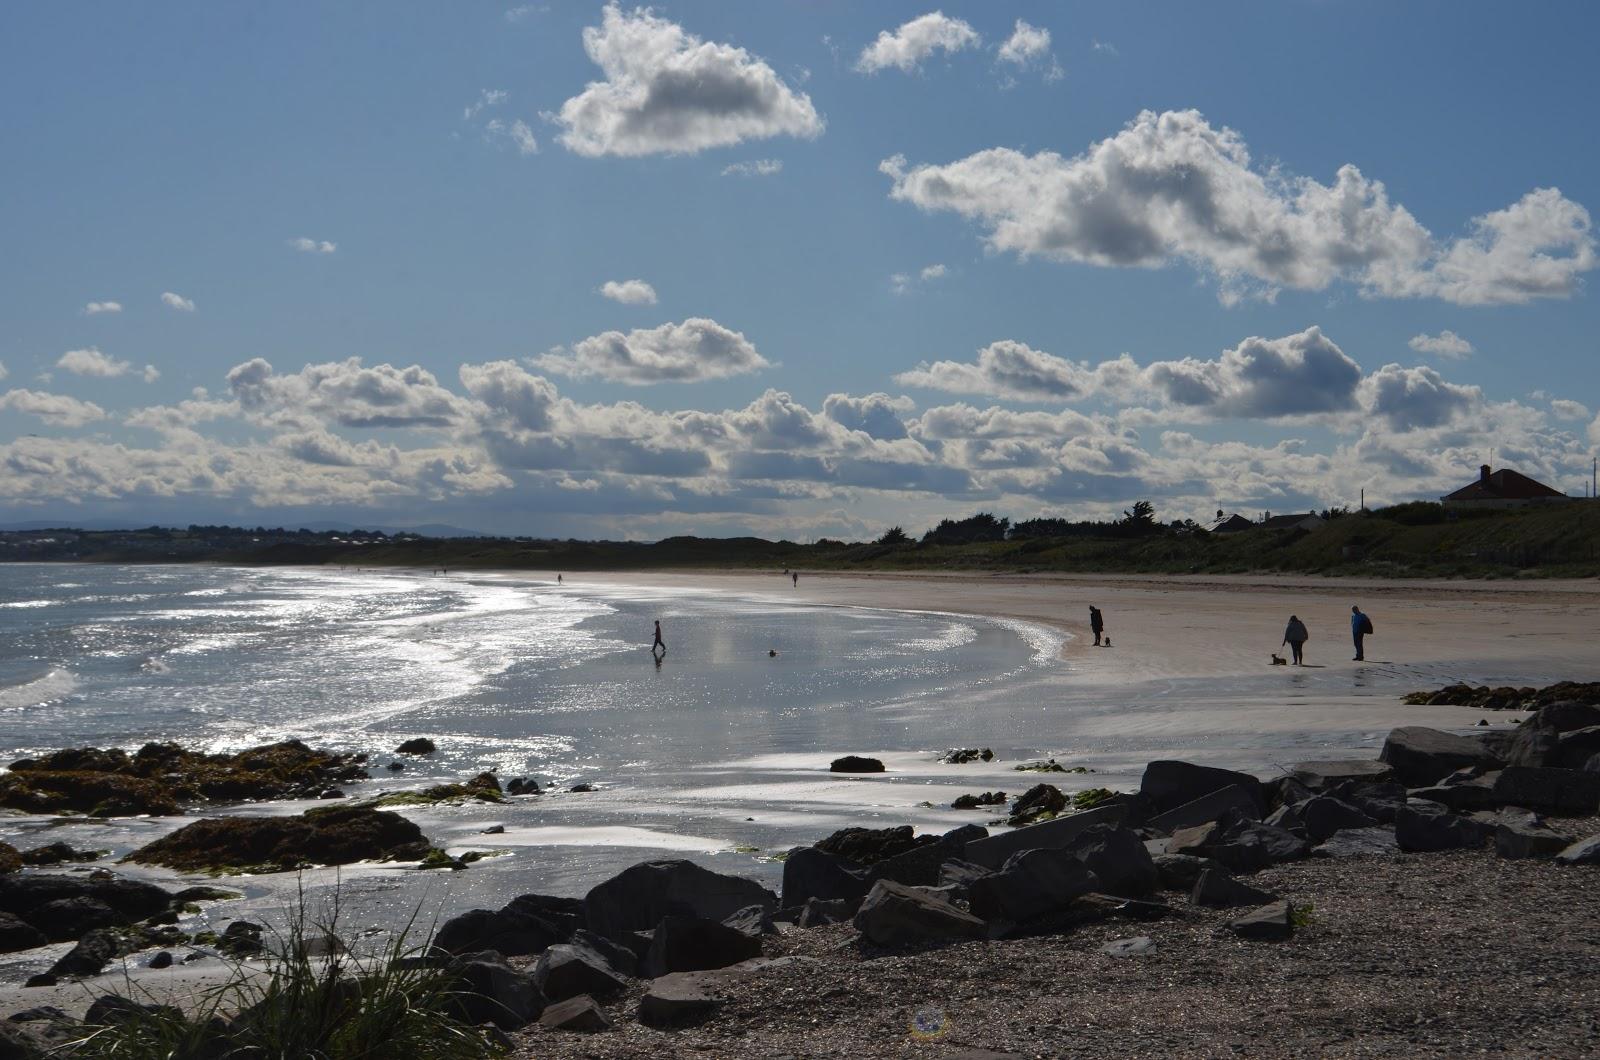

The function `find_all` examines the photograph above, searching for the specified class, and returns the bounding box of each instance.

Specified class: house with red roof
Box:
[1441,465,1568,508]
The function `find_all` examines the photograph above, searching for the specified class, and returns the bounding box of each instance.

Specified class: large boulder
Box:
[641,915,762,979]
[963,803,1128,870]
[586,860,776,943]
[1288,760,1395,791]
[1328,780,1408,824]
[780,846,870,908]
[537,995,611,1033]
[395,738,436,755]
[1313,827,1400,858]
[1008,784,1067,826]
[1057,824,1158,898]
[434,896,580,956]
[0,874,173,931]
[967,849,1101,924]
[813,826,927,864]
[0,911,48,953]
[28,897,119,942]
[1491,766,1600,815]
[533,939,630,1002]
[449,951,547,1031]
[1298,796,1378,844]
[852,880,987,947]
[1191,867,1276,908]
[1555,834,1600,866]
[126,806,432,872]
[1147,785,1261,834]
[1379,727,1503,787]
[1153,853,1216,892]
[47,927,121,978]
[829,756,884,774]
[1139,761,1265,816]
[1395,802,1490,852]
[1494,815,1570,860]
[638,973,720,1028]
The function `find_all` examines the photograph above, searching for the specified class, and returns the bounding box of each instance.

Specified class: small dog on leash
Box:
[1270,653,1287,666]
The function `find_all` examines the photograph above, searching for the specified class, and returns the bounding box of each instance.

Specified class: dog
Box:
[1270,652,1287,666]
[1101,636,1112,648]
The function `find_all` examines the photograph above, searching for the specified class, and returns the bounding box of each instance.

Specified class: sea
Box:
[0,561,1536,981]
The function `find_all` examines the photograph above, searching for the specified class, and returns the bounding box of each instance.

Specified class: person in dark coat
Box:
[1282,615,1309,665]
[652,620,666,657]
[1351,605,1373,661]
[1089,605,1105,647]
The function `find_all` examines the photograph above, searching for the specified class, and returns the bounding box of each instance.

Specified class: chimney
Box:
[1480,464,1491,482]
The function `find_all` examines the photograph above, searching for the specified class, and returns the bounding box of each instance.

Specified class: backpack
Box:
[1360,614,1374,635]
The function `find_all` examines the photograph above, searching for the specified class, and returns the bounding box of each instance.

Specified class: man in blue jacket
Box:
[1351,605,1373,661]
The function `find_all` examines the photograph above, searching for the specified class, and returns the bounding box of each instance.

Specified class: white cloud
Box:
[0,361,7,381]
[464,88,508,121]
[555,4,823,158]
[505,5,540,22]
[536,317,769,384]
[882,109,1596,306]
[83,301,122,315]
[227,358,469,429]
[920,264,948,281]
[822,392,914,440]
[898,339,1109,401]
[998,20,1050,66]
[0,389,107,427]
[599,278,658,305]
[142,365,161,383]
[161,292,195,312]
[289,236,337,254]
[58,347,133,378]
[721,159,783,177]
[891,263,949,294]
[486,118,539,155]
[1549,398,1589,421]
[857,12,981,74]
[1092,40,1119,56]
[1357,363,1481,431]
[1407,330,1474,359]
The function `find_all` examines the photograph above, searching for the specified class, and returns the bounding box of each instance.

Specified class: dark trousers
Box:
[1353,632,1365,660]
[1092,627,1103,646]
[1288,641,1304,665]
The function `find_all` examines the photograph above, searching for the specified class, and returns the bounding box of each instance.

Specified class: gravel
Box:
[513,825,1600,1058]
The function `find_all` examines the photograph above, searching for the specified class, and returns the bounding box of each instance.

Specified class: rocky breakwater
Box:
[0,740,369,817]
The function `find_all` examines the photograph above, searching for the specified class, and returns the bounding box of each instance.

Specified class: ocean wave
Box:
[0,599,54,609]
[0,668,78,711]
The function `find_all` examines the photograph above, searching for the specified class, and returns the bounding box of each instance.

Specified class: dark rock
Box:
[814,825,928,865]
[23,975,57,988]
[940,823,988,851]
[852,879,987,947]
[1492,766,1600,815]
[829,756,884,773]
[966,848,1100,924]
[146,950,174,969]
[939,748,994,764]
[1056,824,1158,898]
[1153,853,1216,891]
[387,762,405,771]
[19,843,101,867]
[1408,776,1500,812]
[1176,811,1310,872]
[963,803,1129,870]
[1395,802,1491,852]
[434,900,574,957]
[566,928,636,977]
[47,927,120,978]
[480,824,505,835]
[780,846,869,908]
[126,806,433,872]
[0,873,173,925]
[537,994,611,1033]
[796,897,857,928]
[1555,834,1600,865]
[1263,803,1306,834]
[449,950,547,1030]
[1007,783,1067,826]
[29,897,119,942]
[1227,901,1294,941]
[1298,796,1378,843]
[1147,784,1261,833]
[936,858,991,900]
[1329,780,1408,824]
[721,905,777,939]
[0,912,48,954]
[1100,935,1157,958]
[1313,827,1400,858]
[1139,761,1265,816]
[586,860,776,943]
[1074,893,1174,922]
[952,791,1006,810]
[568,783,595,793]
[1379,727,1503,786]
[638,973,720,1028]
[866,840,950,890]
[85,995,180,1027]
[642,915,761,978]
[533,941,630,1002]
[506,777,541,795]
[7,1006,69,1023]
[1494,814,1569,860]
[395,738,436,756]
[219,921,264,955]
[1191,867,1277,908]
[170,885,244,905]
[1288,760,1395,791]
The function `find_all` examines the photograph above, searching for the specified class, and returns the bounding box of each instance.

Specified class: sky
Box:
[2,1,1598,538]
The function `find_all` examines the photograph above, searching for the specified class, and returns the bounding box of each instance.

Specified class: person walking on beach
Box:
[652,619,666,658]
[1089,605,1105,647]
[792,571,798,587]
[1282,615,1309,665]
[1351,605,1373,661]
[557,573,562,584]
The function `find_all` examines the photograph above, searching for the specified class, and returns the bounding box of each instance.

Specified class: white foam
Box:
[0,668,77,711]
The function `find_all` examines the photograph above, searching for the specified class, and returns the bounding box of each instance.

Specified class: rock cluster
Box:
[125,804,435,872]
[1402,679,1600,712]
[0,739,368,816]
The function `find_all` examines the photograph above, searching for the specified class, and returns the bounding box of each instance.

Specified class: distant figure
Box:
[792,571,798,587]
[1282,615,1309,666]
[768,649,778,657]
[652,620,666,657]
[1088,605,1105,647]
[1351,605,1373,661]
[557,574,563,584]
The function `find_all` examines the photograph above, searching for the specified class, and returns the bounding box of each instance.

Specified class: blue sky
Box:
[2,1,1597,537]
